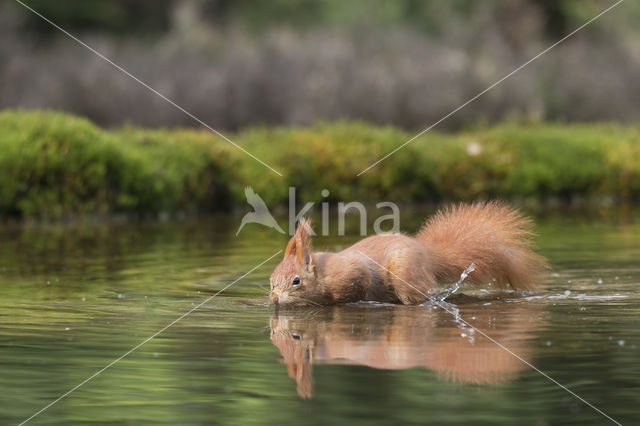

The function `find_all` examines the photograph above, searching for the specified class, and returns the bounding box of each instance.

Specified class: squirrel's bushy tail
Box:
[416,201,548,291]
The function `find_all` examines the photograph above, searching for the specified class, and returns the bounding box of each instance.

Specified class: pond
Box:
[0,207,638,425]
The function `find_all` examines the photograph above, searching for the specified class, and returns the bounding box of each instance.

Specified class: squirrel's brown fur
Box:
[269,201,547,306]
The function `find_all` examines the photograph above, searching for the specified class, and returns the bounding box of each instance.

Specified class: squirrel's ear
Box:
[285,218,315,273]
[284,235,297,257]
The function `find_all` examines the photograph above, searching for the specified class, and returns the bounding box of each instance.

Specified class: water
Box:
[431,262,476,302]
[0,208,638,425]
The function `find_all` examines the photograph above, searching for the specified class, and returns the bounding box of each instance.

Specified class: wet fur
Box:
[270,201,548,306]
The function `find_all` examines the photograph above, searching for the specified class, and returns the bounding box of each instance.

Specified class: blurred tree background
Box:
[2,0,639,130]
[8,0,630,39]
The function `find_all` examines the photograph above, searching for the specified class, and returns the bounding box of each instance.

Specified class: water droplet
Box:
[567,280,572,284]
[81,297,86,302]
[615,276,619,280]
[64,327,70,331]
[597,278,603,284]
[546,341,552,346]
[618,340,625,347]
[564,290,571,296]
[118,294,125,299]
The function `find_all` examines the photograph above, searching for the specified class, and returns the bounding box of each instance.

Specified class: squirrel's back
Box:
[417,201,547,291]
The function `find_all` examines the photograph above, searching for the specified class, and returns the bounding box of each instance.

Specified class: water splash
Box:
[432,263,476,302]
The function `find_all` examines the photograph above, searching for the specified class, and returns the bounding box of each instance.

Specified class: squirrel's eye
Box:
[292,276,301,286]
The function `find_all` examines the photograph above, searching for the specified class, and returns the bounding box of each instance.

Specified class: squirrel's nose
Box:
[271,295,279,305]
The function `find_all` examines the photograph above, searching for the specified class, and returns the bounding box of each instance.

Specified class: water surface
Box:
[0,208,638,425]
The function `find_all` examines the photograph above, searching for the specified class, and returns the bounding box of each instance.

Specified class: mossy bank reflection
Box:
[270,301,545,398]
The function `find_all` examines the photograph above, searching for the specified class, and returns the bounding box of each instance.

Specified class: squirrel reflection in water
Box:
[270,302,544,398]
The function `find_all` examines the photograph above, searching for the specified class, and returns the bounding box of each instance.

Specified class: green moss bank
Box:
[1,109,639,219]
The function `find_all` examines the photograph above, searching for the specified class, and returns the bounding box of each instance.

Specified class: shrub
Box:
[0,110,237,218]
[1,110,639,219]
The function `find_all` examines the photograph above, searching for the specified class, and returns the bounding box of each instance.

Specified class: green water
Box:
[0,208,638,425]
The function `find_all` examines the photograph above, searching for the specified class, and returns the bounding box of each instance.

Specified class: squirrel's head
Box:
[270,218,322,306]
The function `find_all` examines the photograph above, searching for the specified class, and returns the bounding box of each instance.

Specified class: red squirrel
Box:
[269,201,547,306]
